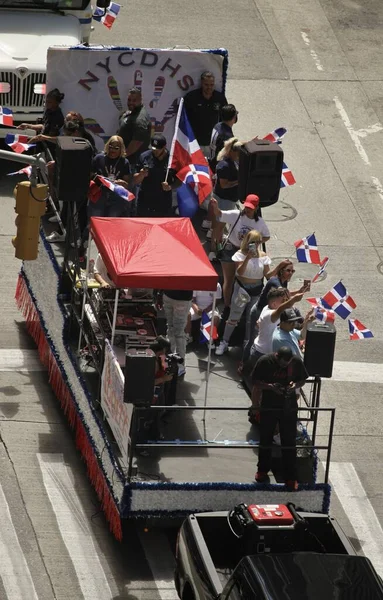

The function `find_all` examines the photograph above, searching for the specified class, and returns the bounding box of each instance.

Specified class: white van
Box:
[0,0,109,125]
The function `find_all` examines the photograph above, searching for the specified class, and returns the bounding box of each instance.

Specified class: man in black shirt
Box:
[183,71,227,155]
[209,104,238,172]
[134,134,177,217]
[118,87,152,168]
[252,347,309,489]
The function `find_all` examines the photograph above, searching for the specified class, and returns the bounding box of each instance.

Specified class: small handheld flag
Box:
[95,176,135,202]
[294,233,321,265]
[0,106,13,126]
[322,281,356,320]
[93,2,120,28]
[306,297,328,308]
[7,165,32,178]
[312,256,329,283]
[200,311,218,343]
[5,134,35,154]
[314,306,335,323]
[280,162,296,188]
[263,127,287,143]
[348,319,373,340]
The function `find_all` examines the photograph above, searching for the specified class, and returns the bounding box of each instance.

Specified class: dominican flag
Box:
[263,127,287,143]
[7,165,32,178]
[95,176,135,202]
[280,162,296,188]
[169,97,210,217]
[294,233,321,265]
[0,106,13,126]
[314,306,335,323]
[200,311,218,343]
[322,281,356,320]
[307,297,327,308]
[5,134,35,154]
[93,2,120,28]
[176,163,212,205]
[348,319,373,340]
[312,256,329,283]
[169,98,208,172]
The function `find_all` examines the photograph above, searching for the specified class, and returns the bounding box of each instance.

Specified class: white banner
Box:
[101,339,131,465]
[46,46,227,149]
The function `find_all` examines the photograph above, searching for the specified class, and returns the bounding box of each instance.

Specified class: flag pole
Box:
[165,97,183,183]
[202,291,217,423]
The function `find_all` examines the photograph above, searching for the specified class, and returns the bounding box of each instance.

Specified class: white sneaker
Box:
[46,231,65,243]
[202,219,212,230]
[215,340,228,355]
[178,364,186,377]
[206,229,212,239]
[48,214,59,223]
[208,251,216,261]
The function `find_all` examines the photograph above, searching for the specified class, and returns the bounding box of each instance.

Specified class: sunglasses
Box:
[109,145,120,150]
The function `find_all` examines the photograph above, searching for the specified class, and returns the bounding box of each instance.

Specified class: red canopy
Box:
[90,217,218,291]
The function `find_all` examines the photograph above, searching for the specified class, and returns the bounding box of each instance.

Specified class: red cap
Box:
[243,194,260,209]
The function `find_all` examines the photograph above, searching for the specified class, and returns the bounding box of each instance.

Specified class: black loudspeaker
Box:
[124,349,156,405]
[304,321,336,378]
[238,140,284,206]
[55,137,93,202]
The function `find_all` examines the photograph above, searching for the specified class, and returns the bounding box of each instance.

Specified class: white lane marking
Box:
[332,361,383,384]
[0,485,39,599]
[331,462,383,576]
[334,96,371,165]
[371,175,383,201]
[300,32,324,71]
[137,529,179,600]
[37,453,114,600]
[355,123,383,138]
[0,349,45,371]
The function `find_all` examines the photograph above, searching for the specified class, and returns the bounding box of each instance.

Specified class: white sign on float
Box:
[101,339,132,465]
[46,47,227,149]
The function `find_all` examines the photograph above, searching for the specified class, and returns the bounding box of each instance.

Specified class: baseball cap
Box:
[151,134,166,150]
[280,308,303,323]
[243,194,260,209]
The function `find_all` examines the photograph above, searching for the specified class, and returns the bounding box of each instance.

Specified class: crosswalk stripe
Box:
[0,485,38,599]
[37,453,114,600]
[137,529,179,600]
[331,462,383,577]
[0,349,45,371]
[332,361,383,384]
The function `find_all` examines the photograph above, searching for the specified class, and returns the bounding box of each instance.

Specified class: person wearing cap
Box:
[210,193,270,308]
[252,346,309,490]
[272,308,314,357]
[134,134,177,217]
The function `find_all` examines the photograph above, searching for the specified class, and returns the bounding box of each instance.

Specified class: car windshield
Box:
[0,0,89,10]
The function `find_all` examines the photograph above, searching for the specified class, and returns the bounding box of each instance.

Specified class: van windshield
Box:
[0,0,89,10]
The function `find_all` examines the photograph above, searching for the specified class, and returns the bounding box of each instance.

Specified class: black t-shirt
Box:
[252,354,308,407]
[164,290,193,301]
[42,107,64,136]
[214,158,238,201]
[92,153,131,180]
[136,149,176,212]
[210,121,233,172]
[184,88,228,146]
[118,105,152,165]
[256,276,285,314]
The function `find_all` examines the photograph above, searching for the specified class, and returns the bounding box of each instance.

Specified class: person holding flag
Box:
[185,283,222,344]
[134,134,178,217]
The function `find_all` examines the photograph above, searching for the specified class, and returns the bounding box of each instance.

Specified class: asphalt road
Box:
[1,0,383,597]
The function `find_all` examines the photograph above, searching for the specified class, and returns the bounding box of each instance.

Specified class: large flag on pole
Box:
[168,97,211,217]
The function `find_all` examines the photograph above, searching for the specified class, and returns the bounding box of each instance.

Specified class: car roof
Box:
[244,553,383,599]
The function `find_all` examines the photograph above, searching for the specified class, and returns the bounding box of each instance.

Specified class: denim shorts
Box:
[214,194,238,211]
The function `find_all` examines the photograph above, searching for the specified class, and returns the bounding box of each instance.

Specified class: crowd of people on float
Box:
[22,73,317,489]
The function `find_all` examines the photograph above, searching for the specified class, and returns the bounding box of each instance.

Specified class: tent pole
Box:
[111,288,119,346]
[77,234,93,354]
[202,291,217,423]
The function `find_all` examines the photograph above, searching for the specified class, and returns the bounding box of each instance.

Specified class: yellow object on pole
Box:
[12,181,47,260]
